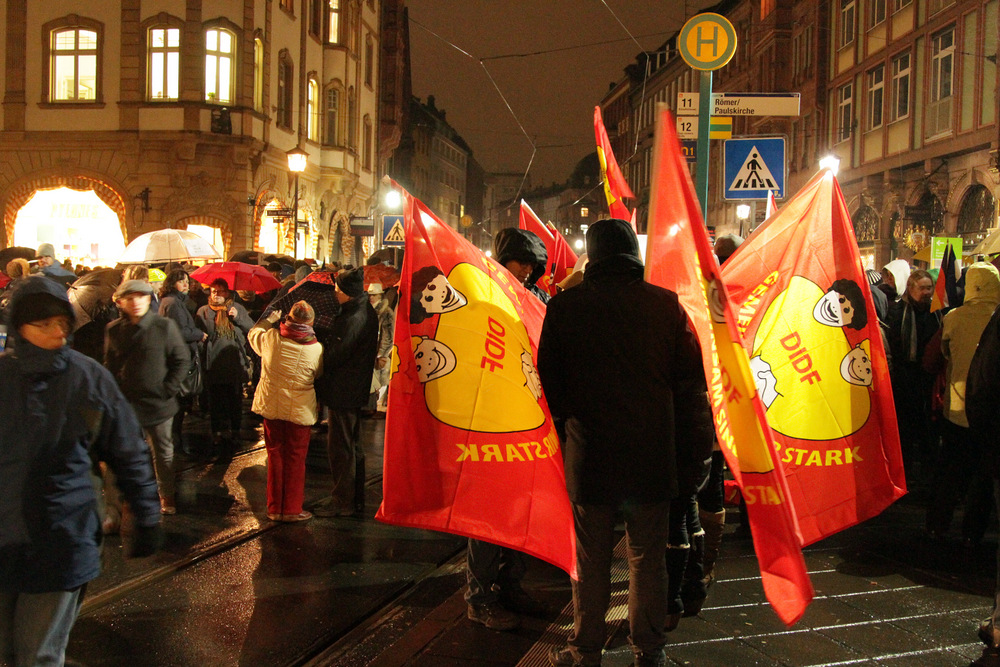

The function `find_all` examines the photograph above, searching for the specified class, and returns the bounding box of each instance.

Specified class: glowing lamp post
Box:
[286,146,308,259]
[819,155,841,176]
[736,204,751,237]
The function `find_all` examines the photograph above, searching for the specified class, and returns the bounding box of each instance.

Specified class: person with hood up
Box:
[105,280,190,515]
[926,262,1000,541]
[494,227,550,304]
[881,259,911,301]
[312,267,379,517]
[0,276,162,667]
[537,219,714,667]
[248,301,324,522]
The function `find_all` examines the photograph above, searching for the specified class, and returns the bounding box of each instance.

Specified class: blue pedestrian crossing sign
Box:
[723,138,785,200]
[382,214,405,247]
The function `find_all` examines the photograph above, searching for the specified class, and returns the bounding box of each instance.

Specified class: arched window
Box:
[307,77,319,141]
[957,185,996,248]
[325,86,341,146]
[205,27,236,103]
[348,86,357,150]
[148,25,180,100]
[365,34,374,87]
[363,115,372,171]
[253,37,264,112]
[277,51,293,129]
[45,17,103,102]
[852,205,879,243]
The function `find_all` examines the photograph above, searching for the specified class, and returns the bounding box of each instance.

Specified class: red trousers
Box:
[263,418,312,516]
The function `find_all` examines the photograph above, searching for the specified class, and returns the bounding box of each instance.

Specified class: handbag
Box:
[179,348,204,398]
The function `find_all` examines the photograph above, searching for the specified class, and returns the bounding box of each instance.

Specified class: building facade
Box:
[0,0,403,266]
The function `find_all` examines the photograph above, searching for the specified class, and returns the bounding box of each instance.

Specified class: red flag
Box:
[376,188,577,576]
[721,170,906,545]
[544,221,580,288]
[645,107,812,626]
[518,201,557,296]
[594,106,635,227]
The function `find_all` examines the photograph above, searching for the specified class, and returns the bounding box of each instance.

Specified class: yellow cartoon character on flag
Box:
[407,263,546,433]
[749,276,873,441]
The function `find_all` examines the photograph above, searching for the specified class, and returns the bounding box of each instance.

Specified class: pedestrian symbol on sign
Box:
[384,219,405,243]
[729,146,779,191]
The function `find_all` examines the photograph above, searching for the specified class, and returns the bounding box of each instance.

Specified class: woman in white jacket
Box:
[248,301,323,522]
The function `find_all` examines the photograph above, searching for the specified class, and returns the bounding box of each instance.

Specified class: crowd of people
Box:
[5,226,1000,667]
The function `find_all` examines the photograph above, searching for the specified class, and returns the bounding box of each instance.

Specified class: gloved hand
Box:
[127,523,164,558]
[266,309,283,324]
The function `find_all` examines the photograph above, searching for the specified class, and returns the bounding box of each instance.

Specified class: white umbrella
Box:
[118,229,222,264]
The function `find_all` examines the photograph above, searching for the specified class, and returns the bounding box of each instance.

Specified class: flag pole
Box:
[695,70,712,218]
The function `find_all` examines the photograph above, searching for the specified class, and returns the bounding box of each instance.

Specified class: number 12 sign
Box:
[677,116,698,139]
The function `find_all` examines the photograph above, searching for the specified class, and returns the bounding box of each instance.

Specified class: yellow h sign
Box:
[678,14,738,71]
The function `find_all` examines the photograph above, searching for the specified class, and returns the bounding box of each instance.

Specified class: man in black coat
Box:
[105,280,189,515]
[313,267,379,517]
[537,219,713,667]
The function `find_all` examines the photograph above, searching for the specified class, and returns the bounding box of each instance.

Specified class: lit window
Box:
[148,27,180,100]
[253,38,263,112]
[867,65,884,129]
[205,28,235,104]
[325,87,340,145]
[51,28,98,101]
[307,78,319,141]
[328,0,340,44]
[837,82,853,142]
[580,207,589,218]
[890,52,910,121]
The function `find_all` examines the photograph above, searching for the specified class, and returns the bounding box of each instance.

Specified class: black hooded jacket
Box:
[494,227,550,304]
[536,219,713,505]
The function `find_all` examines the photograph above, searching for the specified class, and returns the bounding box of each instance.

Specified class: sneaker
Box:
[281,511,313,522]
[467,602,519,631]
[547,646,600,667]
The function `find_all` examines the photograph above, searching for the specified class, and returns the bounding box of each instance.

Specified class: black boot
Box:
[681,531,707,616]
[700,509,725,587]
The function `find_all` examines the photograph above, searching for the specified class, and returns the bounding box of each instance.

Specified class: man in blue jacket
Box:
[0,276,162,667]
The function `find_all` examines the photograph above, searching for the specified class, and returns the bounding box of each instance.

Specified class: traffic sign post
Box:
[677,13,737,217]
[723,138,786,200]
[382,214,405,247]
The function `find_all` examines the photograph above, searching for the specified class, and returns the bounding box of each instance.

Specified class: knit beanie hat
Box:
[11,292,73,329]
[586,219,640,263]
[336,267,365,297]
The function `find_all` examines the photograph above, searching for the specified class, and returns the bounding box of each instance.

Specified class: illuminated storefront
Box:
[13,187,125,267]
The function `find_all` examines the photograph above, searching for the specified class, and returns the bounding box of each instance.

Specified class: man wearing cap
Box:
[0,276,162,667]
[105,280,190,515]
[313,267,379,517]
[34,243,76,286]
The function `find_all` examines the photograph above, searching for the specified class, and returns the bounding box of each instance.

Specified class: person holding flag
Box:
[493,227,551,304]
[538,219,713,667]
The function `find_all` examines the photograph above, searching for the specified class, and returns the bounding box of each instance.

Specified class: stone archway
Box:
[3,173,128,247]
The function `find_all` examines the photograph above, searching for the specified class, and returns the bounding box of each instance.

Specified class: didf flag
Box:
[645,107,812,626]
[519,201,578,294]
[594,106,635,227]
[721,170,906,545]
[375,187,577,576]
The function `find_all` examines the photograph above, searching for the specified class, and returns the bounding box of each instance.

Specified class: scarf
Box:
[14,340,71,415]
[280,320,317,344]
[209,299,235,339]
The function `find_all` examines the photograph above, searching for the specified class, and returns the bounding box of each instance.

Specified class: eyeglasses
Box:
[25,318,71,333]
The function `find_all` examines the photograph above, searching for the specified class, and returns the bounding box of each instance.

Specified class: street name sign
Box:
[677,92,800,117]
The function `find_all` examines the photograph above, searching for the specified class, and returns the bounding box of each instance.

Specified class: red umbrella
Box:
[364,264,400,289]
[190,262,282,293]
[0,273,10,289]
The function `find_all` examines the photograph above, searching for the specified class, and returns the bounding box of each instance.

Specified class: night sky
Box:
[407,1,714,187]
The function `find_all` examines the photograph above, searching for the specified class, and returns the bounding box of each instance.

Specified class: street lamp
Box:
[819,155,841,176]
[736,204,751,237]
[384,189,402,210]
[286,146,308,259]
